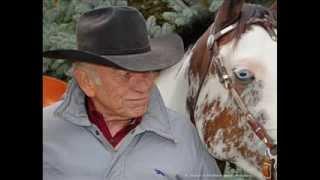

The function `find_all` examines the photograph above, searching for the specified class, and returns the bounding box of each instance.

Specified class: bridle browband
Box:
[191,13,277,180]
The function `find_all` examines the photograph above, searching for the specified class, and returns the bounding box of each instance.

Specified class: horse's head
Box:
[187,0,277,179]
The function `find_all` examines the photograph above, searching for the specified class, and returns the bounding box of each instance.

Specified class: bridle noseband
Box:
[192,13,277,180]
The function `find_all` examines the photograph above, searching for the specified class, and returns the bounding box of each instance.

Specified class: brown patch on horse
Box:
[239,145,265,169]
[203,107,244,149]
[188,28,211,77]
[202,99,222,116]
[203,107,265,168]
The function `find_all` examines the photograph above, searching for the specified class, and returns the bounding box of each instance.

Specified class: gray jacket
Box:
[43,79,222,180]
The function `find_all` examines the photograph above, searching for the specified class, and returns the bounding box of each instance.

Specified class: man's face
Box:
[89,65,159,119]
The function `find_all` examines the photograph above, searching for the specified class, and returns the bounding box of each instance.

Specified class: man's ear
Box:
[73,68,97,97]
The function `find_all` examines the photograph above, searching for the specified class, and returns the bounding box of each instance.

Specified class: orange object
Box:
[43,75,68,107]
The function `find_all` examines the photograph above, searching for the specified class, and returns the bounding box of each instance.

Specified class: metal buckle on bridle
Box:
[263,146,277,180]
[262,156,272,179]
[207,22,238,50]
[207,34,215,50]
[222,74,232,89]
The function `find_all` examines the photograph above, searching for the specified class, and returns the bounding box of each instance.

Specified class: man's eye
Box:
[123,72,130,76]
[119,71,130,79]
[118,70,131,79]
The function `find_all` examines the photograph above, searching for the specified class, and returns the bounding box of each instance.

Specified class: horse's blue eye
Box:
[233,69,255,82]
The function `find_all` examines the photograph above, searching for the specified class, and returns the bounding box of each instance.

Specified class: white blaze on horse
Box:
[156,0,277,179]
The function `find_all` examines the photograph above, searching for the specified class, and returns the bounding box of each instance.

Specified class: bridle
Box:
[192,13,277,180]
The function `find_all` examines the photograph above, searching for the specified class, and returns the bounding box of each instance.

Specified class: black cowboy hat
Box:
[43,6,184,72]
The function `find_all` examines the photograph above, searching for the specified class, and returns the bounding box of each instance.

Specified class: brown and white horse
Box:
[156,0,277,179]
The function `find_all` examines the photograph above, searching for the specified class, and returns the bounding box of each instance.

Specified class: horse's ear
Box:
[270,1,277,20]
[214,0,245,33]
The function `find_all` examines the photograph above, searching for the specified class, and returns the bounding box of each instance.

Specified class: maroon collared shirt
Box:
[85,97,142,148]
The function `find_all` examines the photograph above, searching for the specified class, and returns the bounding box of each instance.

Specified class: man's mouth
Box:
[127,97,149,105]
[127,97,149,101]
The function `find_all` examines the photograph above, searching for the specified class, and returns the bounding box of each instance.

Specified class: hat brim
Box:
[43,33,184,72]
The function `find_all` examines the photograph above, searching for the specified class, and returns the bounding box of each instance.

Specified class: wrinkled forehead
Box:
[219,25,277,80]
[89,63,160,81]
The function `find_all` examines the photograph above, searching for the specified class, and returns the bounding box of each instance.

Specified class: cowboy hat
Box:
[43,6,184,72]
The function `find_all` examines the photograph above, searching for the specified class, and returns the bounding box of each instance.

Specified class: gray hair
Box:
[71,62,102,85]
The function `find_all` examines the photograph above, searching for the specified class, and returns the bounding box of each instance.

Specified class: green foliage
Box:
[128,0,173,25]
[208,0,223,12]
[145,16,175,38]
[130,0,223,38]
[161,0,200,26]
[128,0,176,38]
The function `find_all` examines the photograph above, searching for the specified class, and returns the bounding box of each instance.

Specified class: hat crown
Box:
[76,6,150,55]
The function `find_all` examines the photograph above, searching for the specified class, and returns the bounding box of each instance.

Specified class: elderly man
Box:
[43,6,221,180]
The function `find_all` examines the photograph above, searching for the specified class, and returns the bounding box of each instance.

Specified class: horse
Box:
[156,0,277,179]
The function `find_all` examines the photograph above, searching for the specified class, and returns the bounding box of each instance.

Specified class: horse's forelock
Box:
[234,4,275,46]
